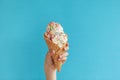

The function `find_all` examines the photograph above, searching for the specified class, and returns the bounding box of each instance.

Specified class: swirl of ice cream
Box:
[45,22,68,47]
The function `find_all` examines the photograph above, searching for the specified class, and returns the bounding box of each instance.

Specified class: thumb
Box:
[49,50,55,56]
[46,50,56,69]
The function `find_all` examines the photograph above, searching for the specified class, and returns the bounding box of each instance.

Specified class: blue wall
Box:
[0,0,120,80]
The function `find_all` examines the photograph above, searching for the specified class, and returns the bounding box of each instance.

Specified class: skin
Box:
[44,45,69,80]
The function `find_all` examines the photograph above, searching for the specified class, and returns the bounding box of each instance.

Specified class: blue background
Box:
[0,0,120,80]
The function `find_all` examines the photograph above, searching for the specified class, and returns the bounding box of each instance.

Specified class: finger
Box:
[59,52,69,58]
[49,50,55,56]
[46,51,54,64]
[46,53,55,69]
[49,49,55,53]
[64,47,69,51]
[47,59,55,70]
[62,60,66,64]
[58,57,67,61]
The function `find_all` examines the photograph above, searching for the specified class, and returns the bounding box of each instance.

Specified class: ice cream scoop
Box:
[45,22,68,47]
[44,22,68,72]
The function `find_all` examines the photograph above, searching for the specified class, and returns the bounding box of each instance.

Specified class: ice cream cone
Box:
[44,34,66,72]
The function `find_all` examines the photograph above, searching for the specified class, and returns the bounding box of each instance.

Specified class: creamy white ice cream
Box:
[45,22,68,47]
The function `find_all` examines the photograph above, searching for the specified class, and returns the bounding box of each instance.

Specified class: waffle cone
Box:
[44,34,66,72]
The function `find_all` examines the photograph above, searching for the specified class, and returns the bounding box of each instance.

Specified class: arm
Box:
[44,51,57,80]
[44,48,69,80]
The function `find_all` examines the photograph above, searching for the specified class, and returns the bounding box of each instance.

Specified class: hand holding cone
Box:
[44,34,69,72]
[44,22,69,72]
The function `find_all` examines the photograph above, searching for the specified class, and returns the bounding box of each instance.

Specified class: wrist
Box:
[45,69,57,80]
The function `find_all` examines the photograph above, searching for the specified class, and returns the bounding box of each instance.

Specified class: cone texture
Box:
[44,34,66,72]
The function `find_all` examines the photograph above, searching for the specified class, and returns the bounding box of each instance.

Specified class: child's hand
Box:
[44,45,69,80]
